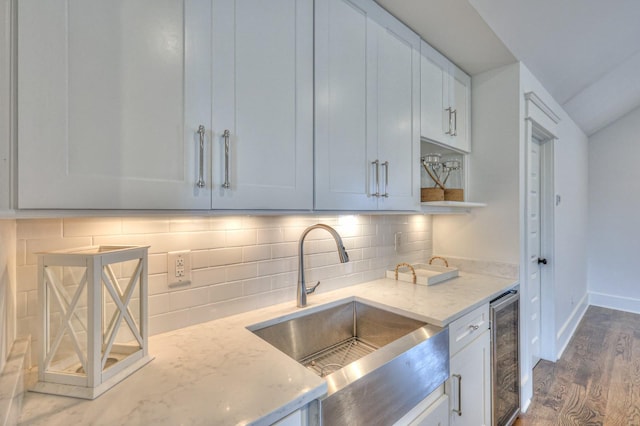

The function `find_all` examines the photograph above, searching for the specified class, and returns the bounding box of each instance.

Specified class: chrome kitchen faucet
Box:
[297,224,349,307]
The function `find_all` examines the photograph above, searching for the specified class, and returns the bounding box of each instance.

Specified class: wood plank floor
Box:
[515,306,640,426]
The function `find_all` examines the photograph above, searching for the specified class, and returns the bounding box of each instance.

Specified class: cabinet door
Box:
[18,0,211,209]
[450,330,491,426]
[315,0,419,211]
[375,23,420,211]
[314,0,376,210]
[410,395,450,426]
[420,41,448,146]
[212,0,313,210]
[448,67,471,153]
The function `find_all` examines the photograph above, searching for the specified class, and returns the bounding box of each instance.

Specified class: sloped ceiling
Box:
[376,0,640,136]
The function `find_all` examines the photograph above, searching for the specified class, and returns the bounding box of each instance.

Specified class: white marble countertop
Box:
[18,272,517,426]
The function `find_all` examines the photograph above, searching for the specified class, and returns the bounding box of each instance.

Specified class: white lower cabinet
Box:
[272,409,303,426]
[272,402,318,426]
[449,329,491,426]
[394,385,449,426]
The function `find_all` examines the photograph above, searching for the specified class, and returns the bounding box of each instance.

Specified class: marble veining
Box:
[18,273,516,425]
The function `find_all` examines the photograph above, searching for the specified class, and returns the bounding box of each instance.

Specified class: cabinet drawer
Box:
[449,303,489,355]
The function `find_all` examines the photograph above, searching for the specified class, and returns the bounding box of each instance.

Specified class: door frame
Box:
[520,91,560,409]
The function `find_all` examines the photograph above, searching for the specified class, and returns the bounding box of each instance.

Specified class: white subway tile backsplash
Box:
[241,245,270,263]
[271,242,297,259]
[25,237,93,265]
[169,217,210,233]
[210,247,243,267]
[148,253,168,275]
[257,228,284,244]
[16,239,26,266]
[243,277,271,296]
[17,219,62,240]
[16,265,37,293]
[122,217,170,234]
[148,274,169,296]
[226,263,258,282]
[16,292,27,318]
[210,217,243,231]
[191,250,210,269]
[149,293,171,316]
[63,217,122,237]
[191,267,226,288]
[15,214,433,363]
[271,272,296,290]
[209,282,243,303]
[257,258,295,276]
[149,309,190,335]
[169,287,209,311]
[26,290,37,317]
[226,229,257,247]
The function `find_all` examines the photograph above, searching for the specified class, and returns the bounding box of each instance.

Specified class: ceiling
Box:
[376,0,640,136]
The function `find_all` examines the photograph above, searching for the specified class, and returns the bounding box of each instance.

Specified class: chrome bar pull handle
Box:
[372,160,380,197]
[445,107,452,135]
[196,125,206,188]
[452,374,462,416]
[452,109,458,136]
[222,129,231,189]
[381,161,389,198]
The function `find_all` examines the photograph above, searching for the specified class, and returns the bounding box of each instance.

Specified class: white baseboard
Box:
[555,293,589,360]
[0,338,30,426]
[589,291,640,314]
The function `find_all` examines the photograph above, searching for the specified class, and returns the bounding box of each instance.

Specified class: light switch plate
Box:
[168,250,191,287]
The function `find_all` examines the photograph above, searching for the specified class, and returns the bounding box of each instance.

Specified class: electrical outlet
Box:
[168,250,191,287]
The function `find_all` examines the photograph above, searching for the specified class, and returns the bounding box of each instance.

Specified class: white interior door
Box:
[528,137,543,367]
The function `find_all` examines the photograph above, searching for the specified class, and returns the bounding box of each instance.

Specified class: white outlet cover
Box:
[168,250,192,287]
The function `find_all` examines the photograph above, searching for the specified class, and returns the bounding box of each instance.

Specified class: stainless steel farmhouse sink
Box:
[248,299,449,425]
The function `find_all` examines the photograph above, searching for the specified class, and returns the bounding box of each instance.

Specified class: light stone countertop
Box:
[18,272,517,426]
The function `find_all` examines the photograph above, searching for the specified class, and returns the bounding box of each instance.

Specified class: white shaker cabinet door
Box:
[420,40,471,154]
[449,329,491,426]
[448,68,471,153]
[211,0,313,210]
[314,0,376,210]
[315,0,419,211]
[420,41,449,146]
[375,23,420,211]
[18,0,212,209]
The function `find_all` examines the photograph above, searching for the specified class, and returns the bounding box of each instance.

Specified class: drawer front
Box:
[449,303,490,355]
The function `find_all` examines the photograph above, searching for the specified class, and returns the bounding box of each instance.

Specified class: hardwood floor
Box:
[515,306,640,425]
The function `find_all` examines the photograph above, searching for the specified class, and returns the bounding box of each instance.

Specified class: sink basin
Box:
[248,299,449,425]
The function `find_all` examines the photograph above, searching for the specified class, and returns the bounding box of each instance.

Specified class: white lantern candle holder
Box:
[33,246,152,399]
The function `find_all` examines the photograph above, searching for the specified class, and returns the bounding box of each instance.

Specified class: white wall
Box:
[0,220,16,374]
[0,0,14,211]
[15,214,433,364]
[588,105,640,312]
[433,62,521,263]
[519,64,589,358]
[434,61,589,411]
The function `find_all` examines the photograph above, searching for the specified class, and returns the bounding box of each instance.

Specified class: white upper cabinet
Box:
[18,0,212,209]
[211,0,313,210]
[315,0,420,211]
[420,41,471,153]
[18,0,312,210]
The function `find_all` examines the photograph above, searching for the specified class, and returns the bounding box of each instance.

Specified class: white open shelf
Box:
[420,201,487,214]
